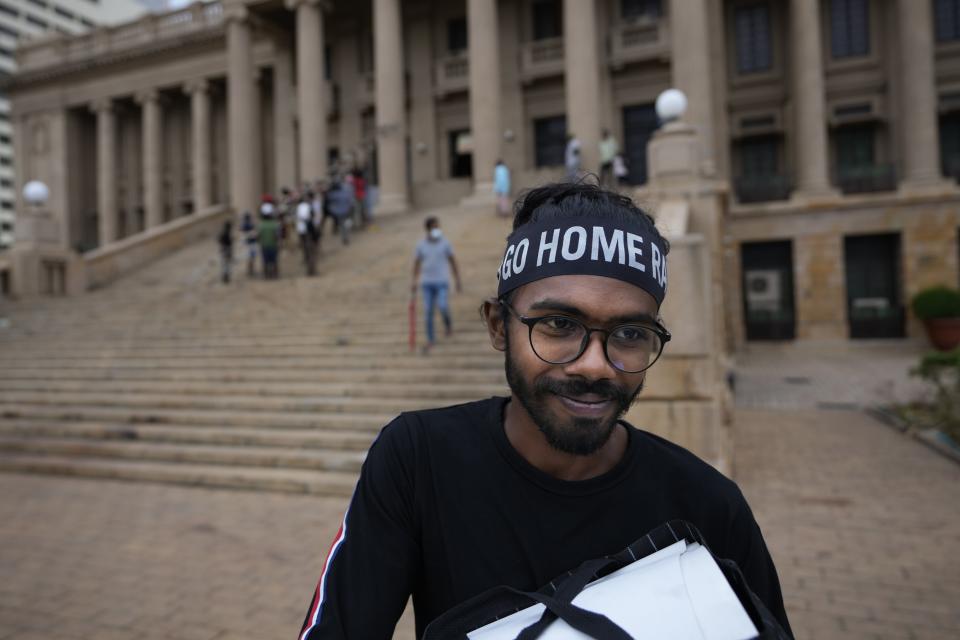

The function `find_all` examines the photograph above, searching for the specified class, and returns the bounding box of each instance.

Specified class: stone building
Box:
[4,0,960,347]
[0,0,148,249]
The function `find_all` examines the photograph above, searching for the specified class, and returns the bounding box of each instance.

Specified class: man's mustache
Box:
[534,376,632,406]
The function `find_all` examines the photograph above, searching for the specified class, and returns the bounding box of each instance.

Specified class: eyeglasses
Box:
[499,300,671,374]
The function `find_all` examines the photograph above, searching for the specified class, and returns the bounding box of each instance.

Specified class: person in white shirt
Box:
[296,192,319,276]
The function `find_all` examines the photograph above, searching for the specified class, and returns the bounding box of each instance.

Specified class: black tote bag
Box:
[423,520,792,640]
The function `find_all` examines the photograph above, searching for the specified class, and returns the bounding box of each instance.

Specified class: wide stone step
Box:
[0,436,366,472]
[0,391,473,415]
[0,418,377,451]
[0,404,394,432]
[0,379,507,398]
[0,367,507,386]
[0,454,357,496]
[0,378,509,400]
[0,353,503,371]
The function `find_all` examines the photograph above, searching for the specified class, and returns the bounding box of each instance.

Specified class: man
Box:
[564,134,581,182]
[299,183,791,639]
[257,207,280,280]
[325,177,355,246]
[296,192,319,276]
[599,129,619,188]
[411,216,462,353]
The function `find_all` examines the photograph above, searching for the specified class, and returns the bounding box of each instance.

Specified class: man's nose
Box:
[563,332,615,379]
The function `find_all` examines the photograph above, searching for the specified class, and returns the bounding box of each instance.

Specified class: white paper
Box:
[468,540,758,640]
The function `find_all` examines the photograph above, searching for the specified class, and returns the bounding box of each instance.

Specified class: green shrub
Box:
[910,350,960,441]
[911,286,960,320]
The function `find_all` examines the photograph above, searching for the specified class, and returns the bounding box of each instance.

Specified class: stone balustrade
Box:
[434,54,469,97]
[17,2,224,73]
[520,37,564,84]
[609,15,670,69]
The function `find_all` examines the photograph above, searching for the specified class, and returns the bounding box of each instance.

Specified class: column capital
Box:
[284,0,330,11]
[89,97,114,114]
[183,78,209,96]
[134,88,161,105]
[222,4,249,24]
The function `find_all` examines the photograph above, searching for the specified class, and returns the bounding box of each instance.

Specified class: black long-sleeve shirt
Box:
[299,397,791,639]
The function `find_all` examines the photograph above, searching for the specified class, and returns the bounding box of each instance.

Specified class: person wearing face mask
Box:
[411,216,462,353]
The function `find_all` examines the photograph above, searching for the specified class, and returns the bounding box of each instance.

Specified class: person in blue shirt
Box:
[411,216,462,353]
[494,159,511,217]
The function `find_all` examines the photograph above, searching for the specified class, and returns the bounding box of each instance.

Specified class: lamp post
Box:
[655,89,688,125]
[22,180,50,210]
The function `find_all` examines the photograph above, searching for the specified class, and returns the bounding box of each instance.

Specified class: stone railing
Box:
[520,37,564,83]
[17,1,224,73]
[83,204,230,290]
[434,53,469,96]
[610,16,670,69]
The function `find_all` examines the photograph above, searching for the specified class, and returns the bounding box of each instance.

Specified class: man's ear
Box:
[481,299,507,352]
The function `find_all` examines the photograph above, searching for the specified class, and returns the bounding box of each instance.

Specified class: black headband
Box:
[496,219,668,305]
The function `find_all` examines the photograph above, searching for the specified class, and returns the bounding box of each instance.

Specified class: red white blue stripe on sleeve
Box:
[298,505,350,640]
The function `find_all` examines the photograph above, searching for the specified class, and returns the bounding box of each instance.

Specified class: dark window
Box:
[447,17,467,53]
[0,2,17,17]
[0,200,11,209]
[80,18,94,28]
[0,156,11,166]
[940,112,960,178]
[936,0,960,42]
[0,220,11,230]
[0,178,11,188]
[0,47,13,58]
[735,135,791,202]
[26,14,48,28]
[0,134,9,144]
[0,23,18,38]
[448,129,473,178]
[532,0,562,41]
[830,0,869,58]
[0,112,8,121]
[734,4,773,74]
[844,233,905,338]
[836,124,874,171]
[533,115,567,167]
[324,45,332,80]
[741,240,796,340]
[54,6,74,20]
[621,0,661,20]
[621,103,658,184]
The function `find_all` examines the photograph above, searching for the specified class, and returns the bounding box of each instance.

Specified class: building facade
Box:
[0,0,147,249]
[6,0,960,345]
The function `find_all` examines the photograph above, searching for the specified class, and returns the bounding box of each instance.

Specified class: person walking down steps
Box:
[217,220,233,284]
[411,216,462,354]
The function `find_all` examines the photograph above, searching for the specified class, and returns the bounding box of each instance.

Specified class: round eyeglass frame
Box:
[499,299,671,374]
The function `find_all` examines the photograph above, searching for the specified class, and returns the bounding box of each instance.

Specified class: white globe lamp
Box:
[23,180,50,207]
[655,89,688,123]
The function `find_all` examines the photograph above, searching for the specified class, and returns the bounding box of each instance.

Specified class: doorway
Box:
[843,233,905,338]
[741,240,796,340]
[621,104,658,185]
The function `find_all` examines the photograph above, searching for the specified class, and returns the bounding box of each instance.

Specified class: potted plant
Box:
[912,285,960,351]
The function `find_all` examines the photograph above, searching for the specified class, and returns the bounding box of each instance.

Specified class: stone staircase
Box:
[0,205,513,495]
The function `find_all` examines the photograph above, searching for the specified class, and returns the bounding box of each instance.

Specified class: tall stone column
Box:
[374,0,409,214]
[136,89,164,228]
[227,8,258,216]
[790,0,836,199]
[289,0,327,183]
[563,0,602,174]
[466,0,500,200]
[186,79,212,212]
[898,0,953,191]
[91,99,117,246]
[670,0,716,176]
[272,44,297,190]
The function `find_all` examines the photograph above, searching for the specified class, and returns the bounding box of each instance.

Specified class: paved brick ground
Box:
[736,408,960,639]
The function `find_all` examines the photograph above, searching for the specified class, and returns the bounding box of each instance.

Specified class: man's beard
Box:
[504,343,643,456]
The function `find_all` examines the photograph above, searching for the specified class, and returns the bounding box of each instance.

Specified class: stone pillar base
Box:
[898,178,959,198]
[374,192,410,218]
[8,246,86,298]
[460,183,497,207]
